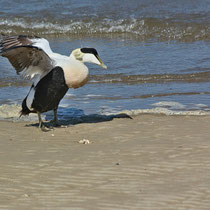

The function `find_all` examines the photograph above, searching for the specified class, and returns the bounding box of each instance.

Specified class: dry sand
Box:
[0,114,210,209]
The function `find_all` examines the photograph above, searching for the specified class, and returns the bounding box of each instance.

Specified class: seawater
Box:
[0,0,210,121]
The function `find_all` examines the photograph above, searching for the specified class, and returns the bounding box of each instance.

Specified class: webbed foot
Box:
[37,111,53,132]
[39,123,53,132]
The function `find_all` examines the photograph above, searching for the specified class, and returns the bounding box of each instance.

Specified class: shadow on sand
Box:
[27,107,132,128]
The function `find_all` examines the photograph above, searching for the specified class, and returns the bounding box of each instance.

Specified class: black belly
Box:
[30,66,69,113]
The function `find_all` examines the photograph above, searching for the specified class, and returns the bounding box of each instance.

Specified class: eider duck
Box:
[0,35,107,131]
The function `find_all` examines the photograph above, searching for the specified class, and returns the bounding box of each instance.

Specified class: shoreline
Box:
[0,114,210,209]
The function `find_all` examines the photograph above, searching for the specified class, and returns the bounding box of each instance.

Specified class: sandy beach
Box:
[1,0,210,209]
[0,114,210,209]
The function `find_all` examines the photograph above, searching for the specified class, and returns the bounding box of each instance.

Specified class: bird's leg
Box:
[37,111,51,132]
[50,108,60,127]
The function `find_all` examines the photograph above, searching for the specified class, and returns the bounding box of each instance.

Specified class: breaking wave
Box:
[0,17,209,41]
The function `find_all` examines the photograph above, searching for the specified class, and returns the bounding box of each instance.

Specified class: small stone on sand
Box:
[78,139,91,144]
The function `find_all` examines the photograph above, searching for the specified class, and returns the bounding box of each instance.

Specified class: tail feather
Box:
[19,98,31,117]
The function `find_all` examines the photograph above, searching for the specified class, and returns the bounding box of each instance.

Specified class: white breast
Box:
[63,60,89,88]
[52,55,89,89]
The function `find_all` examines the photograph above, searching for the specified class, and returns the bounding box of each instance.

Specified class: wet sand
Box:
[0,114,210,209]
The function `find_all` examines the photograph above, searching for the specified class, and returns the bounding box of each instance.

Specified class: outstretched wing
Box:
[0,35,55,81]
[0,35,54,55]
[0,35,36,50]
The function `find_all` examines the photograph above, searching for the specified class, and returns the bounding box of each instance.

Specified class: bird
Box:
[0,35,107,131]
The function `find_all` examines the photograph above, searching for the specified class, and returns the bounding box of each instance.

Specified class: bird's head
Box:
[71,48,107,69]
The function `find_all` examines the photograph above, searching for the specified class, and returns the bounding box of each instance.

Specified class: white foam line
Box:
[0,104,209,123]
[116,108,210,116]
